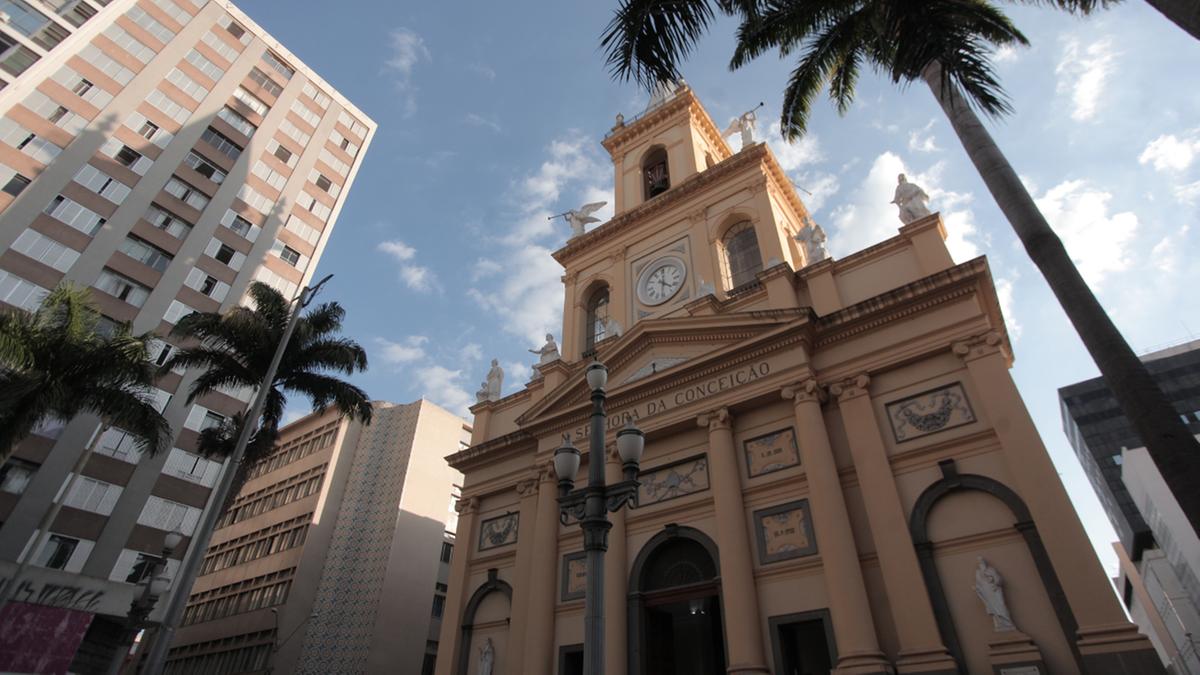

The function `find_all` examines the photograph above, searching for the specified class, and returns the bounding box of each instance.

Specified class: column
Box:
[604,446,629,675]
[434,497,478,675]
[698,408,770,675]
[832,375,957,674]
[781,380,892,674]
[953,334,1159,667]
[506,476,541,675]
[523,462,560,675]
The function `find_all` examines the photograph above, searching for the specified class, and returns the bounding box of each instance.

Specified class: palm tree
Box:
[161,281,372,491]
[0,283,170,462]
[600,0,1200,535]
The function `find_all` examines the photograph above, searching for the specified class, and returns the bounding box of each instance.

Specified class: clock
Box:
[636,256,687,306]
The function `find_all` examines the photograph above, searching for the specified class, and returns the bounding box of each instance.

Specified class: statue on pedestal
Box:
[478,637,495,675]
[722,102,764,150]
[795,223,829,264]
[484,359,503,401]
[528,334,559,379]
[891,173,932,224]
[974,557,1016,632]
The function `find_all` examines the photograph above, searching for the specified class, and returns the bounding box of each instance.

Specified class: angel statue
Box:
[891,173,932,224]
[795,223,829,265]
[554,201,608,239]
[723,102,764,150]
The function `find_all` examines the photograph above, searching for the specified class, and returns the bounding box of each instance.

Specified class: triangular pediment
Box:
[515,308,812,427]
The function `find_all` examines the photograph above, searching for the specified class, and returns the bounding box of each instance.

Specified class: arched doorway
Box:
[627,526,727,675]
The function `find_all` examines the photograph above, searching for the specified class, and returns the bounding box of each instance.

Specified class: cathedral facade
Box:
[434,87,1160,675]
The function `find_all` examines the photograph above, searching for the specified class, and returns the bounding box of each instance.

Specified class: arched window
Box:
[721,221,762,289]
[643,147,670,199]
[585,287,610,351]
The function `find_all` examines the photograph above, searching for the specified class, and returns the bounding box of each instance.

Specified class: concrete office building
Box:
[163,399,469,675]
[1061,340,1200,672]
[0,0,374,669]
[437,85,1160,675]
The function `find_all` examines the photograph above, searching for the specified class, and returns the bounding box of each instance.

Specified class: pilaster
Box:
[523,462,561,675]
[831,374,957,674]
[434,497,478,675]
[604,446,629,675]
[781,380,894,675]
[696,407,770,675]
[507,475,541,675]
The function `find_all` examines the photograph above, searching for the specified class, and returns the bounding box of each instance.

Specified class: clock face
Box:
[637,256,687,306]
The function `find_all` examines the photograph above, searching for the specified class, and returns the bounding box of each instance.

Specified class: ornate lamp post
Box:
[107,529,183,675]
[555,362,645,675]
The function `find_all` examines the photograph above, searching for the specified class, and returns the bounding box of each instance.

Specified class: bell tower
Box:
[552,84,817,362]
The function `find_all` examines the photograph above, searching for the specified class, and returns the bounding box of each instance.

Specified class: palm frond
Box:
[283,372,373,424]
[602,0,723,89]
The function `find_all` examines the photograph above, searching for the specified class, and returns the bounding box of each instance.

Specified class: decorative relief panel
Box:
[743,427,800,477]
[638,455,709,506]
[754,499,817,564]
[561,552,586,601]
[885,382,976,442]
[478,512,519,551]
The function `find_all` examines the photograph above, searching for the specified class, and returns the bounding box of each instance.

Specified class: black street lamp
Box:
[555,362,645,675]
[107,529,183,675]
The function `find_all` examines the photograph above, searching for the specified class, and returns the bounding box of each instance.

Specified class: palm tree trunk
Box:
[921,61,1200,537]
[1143,0,1200,42]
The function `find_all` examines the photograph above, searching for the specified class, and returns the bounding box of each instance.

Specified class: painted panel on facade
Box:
[0,602,93,674]
[478,512,519,551]
[638,455,709,506]
[755,499,817,564]
[886,382,976,442]
[561,552,586,601]
[744,427,800,477]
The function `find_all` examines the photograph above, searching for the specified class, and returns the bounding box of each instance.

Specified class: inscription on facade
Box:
[561,552,586,601]
[886,382,976,442]
[478,512,519,551]
[744,427,800,477]
[572,360,772,440]
[638,455,709,506]
[754,500,817,563]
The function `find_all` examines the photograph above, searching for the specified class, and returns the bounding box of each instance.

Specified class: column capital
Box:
[781,378,827,406]
[829,373,871,402]
[516,477,539,497]
[951,331,1008,362]
[455,496,479,515]
[697,406,732,431]
[536,459,557,484]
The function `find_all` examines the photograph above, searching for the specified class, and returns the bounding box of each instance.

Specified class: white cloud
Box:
[765,122,823,172]
[907,119,940,153]
[472,258,503,281]
[377,240,439,293]
[827,152,982,262]
[505,361,531,384]
[399,265,437,293]
[994,275,1022,341]
[460,343,484,362]
[1138,133,1200,172]
[1056,37,1115,122]
[375,336,428,365]
[993,44,1021,64]
[377,240,416,261]
[1035,179,1138,286]
[469,244,565,346]
[465,113,502,133]
[795,172,839,214]
[1175,180,1200,205]
[384,27,431,117]
[467,62,496,81]
[414,365,473,418]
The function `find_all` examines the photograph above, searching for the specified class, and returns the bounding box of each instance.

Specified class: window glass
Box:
[722,222,763,288]
[585,288,609,351]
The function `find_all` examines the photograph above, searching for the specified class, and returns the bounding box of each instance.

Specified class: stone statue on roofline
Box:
[528,333,560,379]
[891,173,932,224]
[481,359,503,401]
[795,222,829,265]
[722,102,764,150]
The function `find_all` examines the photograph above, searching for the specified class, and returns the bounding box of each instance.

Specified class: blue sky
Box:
[238,0,1200,574]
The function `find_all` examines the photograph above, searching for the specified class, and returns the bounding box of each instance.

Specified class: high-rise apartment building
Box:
[163,400,468,675]
[1060,340,1200,672]
[0,0,374,669]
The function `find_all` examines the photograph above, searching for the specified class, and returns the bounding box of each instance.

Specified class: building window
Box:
[0,458,39,494]
[431,594,445,618]
[125,552,165,583]
[642,146,669,199]
[200,411,227,431]
[273,144,294,164]
[36,534,78,570]
[214,243,236,265]
[721,221,762,289]
[138,120,159,139]
[224,20,245,40]
[421,652,437,675]
[278,245,300,267]
[584,287,610,352]
[2,172,30,196]
[114,145,142,168]
[200,127,242,160]
[314,174,332,192]
[440,542,453,563]
[71,76,94,97]
[227,213,253,237]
